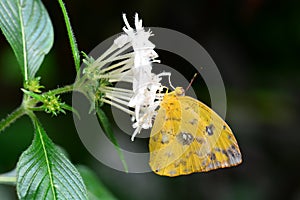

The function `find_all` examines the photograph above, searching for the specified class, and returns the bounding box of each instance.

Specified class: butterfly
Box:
[149,87,242,176]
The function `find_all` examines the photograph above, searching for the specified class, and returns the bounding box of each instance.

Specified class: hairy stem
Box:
[57,0,80,72]
[48,84,74,95]
[0,106,25,133]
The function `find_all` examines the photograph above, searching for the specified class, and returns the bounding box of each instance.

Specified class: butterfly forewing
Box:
[149,89,242,177]
[149,92,185,176]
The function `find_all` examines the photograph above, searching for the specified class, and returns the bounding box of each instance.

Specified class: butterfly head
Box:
[174,87,185,96]
[163,87,185,100]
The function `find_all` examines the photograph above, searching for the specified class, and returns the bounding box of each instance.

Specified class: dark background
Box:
[1,0,299,199]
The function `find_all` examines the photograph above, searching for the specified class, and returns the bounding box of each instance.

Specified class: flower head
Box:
[81,13,171,141]
[117,14,169,140]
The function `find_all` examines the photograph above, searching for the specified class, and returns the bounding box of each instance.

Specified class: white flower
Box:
[82,13,171,141]
[118,13,168,141]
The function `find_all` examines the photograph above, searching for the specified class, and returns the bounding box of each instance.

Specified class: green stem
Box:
[26,110,37,124]
[48,84,74,95]
[57,0,80,72]
[29,107,46,112]
[0,84,79,133]
[0,176,16,185]
[0,106,25,133]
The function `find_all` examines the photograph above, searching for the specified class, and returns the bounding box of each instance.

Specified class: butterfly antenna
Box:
[186,73,198,91]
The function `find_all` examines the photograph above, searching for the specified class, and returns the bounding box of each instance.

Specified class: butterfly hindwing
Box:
[179,96,242,171]
[149,88,242,177]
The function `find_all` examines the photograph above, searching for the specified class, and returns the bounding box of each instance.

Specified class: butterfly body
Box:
[149,87,242,177]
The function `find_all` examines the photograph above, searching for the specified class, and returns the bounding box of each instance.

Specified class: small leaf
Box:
[96,109,128,173]
[0,0,54,81]
[16,118,88,200]
[77,165,117,200]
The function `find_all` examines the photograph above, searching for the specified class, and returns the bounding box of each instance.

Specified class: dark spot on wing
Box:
[152,135,158,142]
[196,137,205,144]
[176,132,194,145]
[222,149,228,157]
[189,118,198,125]
[206,124,215,136]
[161,134,169,144]
[222,145,242,165]
[180,159,187,166]
[208,152,216,160]
[215,147,221,152]
[166,117,181,121]
[227,149,235,157]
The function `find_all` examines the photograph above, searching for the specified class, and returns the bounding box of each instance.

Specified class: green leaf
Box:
[77,165,117,200]
[0,0,54,81]
[96,109,129,173]
[16,118,88,200]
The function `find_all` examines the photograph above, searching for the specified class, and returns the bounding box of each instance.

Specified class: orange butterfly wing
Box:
[149,88,242,177]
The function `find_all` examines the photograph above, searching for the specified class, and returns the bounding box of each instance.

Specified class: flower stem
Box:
[0,106,25,133]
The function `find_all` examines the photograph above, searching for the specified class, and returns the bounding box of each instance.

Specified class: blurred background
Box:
[1,0,300,199]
